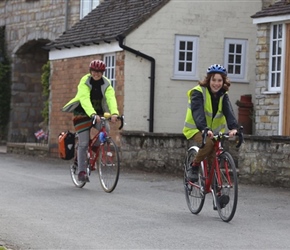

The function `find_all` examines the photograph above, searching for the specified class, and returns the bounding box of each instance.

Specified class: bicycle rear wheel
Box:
[98,138,120,193]
[70,160,86,188]
[184,147,205,214]
[214,152,238,222]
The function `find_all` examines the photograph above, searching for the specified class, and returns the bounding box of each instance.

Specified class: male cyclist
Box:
[62,60,119,182]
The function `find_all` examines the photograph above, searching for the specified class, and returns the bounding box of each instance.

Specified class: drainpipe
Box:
[117,35,155,132]
[65,0,69,31]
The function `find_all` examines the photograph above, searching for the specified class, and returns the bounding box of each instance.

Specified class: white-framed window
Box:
[80,0,99,19]
[104,54,116,88]
[173,35,198,80]
[269,23,284,92]
[224,39,247,81]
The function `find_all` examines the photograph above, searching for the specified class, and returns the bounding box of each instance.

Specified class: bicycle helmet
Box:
[89,60,106,72]
[207,64,227,76]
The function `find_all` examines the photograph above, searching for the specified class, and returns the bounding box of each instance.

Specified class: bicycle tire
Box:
[70,160,86,188]
[214,151,238,222]
[98,137,120,193]
[184,147,205,214]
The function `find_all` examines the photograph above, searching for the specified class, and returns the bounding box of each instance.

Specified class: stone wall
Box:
[238,135,290,188]
[120,131,239,174]
[120,131,290,188]
[6,131,290,188]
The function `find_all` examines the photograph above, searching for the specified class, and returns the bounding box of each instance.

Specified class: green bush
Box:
[41,61,50,125]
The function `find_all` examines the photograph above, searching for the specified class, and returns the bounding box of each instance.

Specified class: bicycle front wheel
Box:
[98,138,120,193]
[184,147,205,214]
[214,152,238,222]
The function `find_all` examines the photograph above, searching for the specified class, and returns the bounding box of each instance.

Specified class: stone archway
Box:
[9,39,50,142]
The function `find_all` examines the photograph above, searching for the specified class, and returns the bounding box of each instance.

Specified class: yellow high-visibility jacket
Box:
[183,85,226,140]
[62,74,119,117]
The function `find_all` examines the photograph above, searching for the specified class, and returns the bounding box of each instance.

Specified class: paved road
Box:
[0,153,290,250]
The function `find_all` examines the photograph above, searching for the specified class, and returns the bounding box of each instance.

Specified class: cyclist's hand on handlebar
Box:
[202,129,214,139]
[111,114,118,123]
[91,114,101,125]
[229,129,238,138]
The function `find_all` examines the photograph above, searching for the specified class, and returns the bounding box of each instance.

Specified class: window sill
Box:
[171,76,199,81]
[262,91,280,95]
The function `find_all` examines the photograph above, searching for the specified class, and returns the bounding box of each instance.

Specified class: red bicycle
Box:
[70,113,124,193]
[183,126,244,222]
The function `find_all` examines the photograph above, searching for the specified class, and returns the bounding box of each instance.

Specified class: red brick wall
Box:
[49,52,125,157]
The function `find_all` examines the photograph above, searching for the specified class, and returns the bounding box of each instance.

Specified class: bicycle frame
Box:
[184,126,243,221]
[197,139,228,208]
[87,127,104,170]
[189,139,223,194]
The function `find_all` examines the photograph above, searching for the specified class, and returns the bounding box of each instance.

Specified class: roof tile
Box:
[251,0,290,18]
[47,0,169,49]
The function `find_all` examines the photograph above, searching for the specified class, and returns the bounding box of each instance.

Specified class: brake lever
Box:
[236,126,244,148]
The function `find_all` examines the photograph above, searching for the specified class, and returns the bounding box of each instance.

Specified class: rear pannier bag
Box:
[58,131,75,160]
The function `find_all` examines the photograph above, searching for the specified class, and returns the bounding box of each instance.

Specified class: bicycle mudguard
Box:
[188,145,199,152]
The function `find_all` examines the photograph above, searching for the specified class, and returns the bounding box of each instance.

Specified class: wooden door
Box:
[282,24,290,135]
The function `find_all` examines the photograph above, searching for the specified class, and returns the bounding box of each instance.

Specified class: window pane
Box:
[272,57,276,71]
[187,42,193,50]
[180,41,185,50]
[229,44,235,53]
[228,65,234,74]
[272,41,277,55]
[271,73,275,87]
[187,52,192,61]
[236,55,241,64]
[273,25,277,39]
[277,73,280,87]
[179,62,184,71]
[278,40,282,55]
[186,63,192,72]
[278,24,282,39]
[235,65,241,74]
[277,57,281,71]
[179,52,185,60]
[236,45,242,54]
[228,54,234,63]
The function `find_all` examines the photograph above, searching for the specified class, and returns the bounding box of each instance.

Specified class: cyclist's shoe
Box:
[217,194,230,208]
[78,171,90,182]
[187,164,199,182]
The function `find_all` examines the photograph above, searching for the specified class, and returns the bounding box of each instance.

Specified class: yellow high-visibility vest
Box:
[183,85,226,140]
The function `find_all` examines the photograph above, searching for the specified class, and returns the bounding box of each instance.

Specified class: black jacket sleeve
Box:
[222,94,239,130]
[191,90,207,131]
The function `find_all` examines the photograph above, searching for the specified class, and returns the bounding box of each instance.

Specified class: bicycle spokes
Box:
[98,139,120,193]
[215,152,238,222]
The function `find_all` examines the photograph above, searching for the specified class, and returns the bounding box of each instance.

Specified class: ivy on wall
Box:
[41,61,50,125]
[0,26,11,141]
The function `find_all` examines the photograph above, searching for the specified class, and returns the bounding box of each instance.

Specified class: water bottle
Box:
[99,132,107,143]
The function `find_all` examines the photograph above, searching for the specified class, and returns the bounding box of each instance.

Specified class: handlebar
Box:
[201,126,244,149]
[92,113,125,130]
